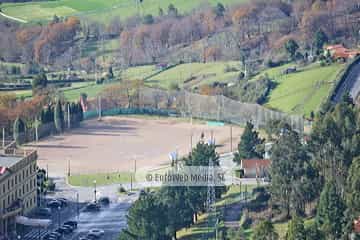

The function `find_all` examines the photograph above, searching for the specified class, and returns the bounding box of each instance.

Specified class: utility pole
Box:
[2,127,5,149]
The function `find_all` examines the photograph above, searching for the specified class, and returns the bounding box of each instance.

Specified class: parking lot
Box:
[19,186,137,240]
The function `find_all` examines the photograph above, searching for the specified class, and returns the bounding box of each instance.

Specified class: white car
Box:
[87,229,105,238]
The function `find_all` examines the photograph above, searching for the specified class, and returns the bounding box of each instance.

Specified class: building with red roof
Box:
[240,159,271,178]
[325,44,360,60]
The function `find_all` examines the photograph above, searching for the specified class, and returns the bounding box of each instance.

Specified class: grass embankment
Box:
[146,61,241,89]
[1,0,249,23]
[177,184,256,240]
[261,63,344,117]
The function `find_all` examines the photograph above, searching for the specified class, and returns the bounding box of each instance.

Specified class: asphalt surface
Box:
[19,152,258,240]
[332,60,360,103]
[19,177,138,240]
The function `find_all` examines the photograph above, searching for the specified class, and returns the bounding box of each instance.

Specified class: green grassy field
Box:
[262,63,344,117]
[62,81,120,101]
[122,65,158,81]
[1,0,249,23]
[147,61,241,89]
[68,171,133,187]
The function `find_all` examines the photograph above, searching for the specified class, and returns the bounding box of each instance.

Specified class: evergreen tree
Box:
[32,72,48,94]
[309,97,360,189]
[233,121,264,164]
[122,193,169,240]
[313,30,328,51]
[252,220,279,240]
[316,180,345,239]
[214,3,225,17]
[13,117,25,145]
[305,222,325,240]
[342,156,360,238]
[347,156,360,217]
[286,216,306,240]
[184,142,225,221]
[270,125,309,217]
[54,100,64,133]
[285,39,299,60]
[159,186,193,239]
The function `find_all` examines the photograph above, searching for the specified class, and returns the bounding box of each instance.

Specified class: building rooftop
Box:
[241,159,271,169]
[0,154,23,168]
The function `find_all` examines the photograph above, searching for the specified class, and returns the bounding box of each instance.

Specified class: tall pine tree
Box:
[270,125,309,217]
[286,216,306,240]
[54,100,64,133]
[316,180,345,239]
[233,121,264,164]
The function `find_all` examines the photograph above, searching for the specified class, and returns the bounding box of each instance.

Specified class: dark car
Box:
[36,208,52,217]
[43,232,61,240]
[98,197,110,206]
[63,220,77,229]
[84,202,100,212]
[56,198,68,207]
[55,227,67,235]
[47,200,61,209]
[61,225,73,234]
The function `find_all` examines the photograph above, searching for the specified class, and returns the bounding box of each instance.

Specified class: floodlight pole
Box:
[2,127,4,149]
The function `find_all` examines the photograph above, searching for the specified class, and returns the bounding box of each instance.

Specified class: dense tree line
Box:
[115,0,359,66]
[262,95,360,239]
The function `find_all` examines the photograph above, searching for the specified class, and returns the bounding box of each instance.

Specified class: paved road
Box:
[332,59,360,103]
[69,195,135,240]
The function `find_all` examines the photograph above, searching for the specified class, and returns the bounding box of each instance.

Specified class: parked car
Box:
[63,220,77,229]
[62,224,74,233]
[98,197,110,206]
[84,202,100,212]
[47,200,61,209]
[56,198,68,207]
[88,228,104,238]
[35,208,51,217]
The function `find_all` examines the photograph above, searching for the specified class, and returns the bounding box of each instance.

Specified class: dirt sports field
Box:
[26,116,244,177]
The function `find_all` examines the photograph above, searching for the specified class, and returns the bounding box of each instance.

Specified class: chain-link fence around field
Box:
[83,87,304,132]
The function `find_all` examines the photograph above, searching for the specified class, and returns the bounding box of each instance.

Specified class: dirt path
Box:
[0,12,27,23]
